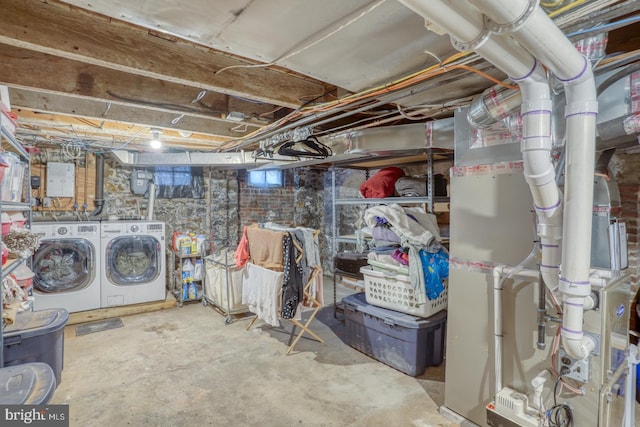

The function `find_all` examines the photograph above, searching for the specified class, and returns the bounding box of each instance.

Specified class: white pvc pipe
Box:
[478,1,586,81]
[493,267,503,395]
[470,0,598,361]
[147,182,156,221]
[398,0,536,80]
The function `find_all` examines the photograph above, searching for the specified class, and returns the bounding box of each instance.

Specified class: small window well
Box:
[154,166,204,198]
[248,170,283,188]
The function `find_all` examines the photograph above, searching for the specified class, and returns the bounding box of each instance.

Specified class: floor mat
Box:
[76,318,124,336]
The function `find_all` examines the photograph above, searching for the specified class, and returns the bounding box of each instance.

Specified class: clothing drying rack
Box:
[240,225,324,355]
[245,266,324,355]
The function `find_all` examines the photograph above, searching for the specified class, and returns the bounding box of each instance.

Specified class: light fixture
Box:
[149,128,162,149]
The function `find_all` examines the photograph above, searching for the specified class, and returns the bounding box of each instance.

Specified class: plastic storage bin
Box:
[12,262,35,288]
[0,362,56,404]
[361,266,447,318]
[342,292,446,376]
[1,212,12,235]
[3,308,69,385]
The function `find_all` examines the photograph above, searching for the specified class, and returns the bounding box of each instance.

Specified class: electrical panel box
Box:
[46,162,75,197]
[131,169,153,195]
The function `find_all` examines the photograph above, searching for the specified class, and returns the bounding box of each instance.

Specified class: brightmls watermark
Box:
[1,405,68,426]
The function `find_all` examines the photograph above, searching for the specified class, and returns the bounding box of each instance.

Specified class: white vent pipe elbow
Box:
[517,75,560,219]
[398,0,536,79]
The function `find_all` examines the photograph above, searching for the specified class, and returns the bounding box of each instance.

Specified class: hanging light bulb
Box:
[149,128,162,149]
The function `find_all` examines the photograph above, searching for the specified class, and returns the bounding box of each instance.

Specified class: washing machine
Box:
[31,221,102,313]
[100,221,166,307]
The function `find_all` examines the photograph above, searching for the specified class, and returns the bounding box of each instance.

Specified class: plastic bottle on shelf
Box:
[181,258,194,300]
[188,282,197,300]
[193,259,203,281]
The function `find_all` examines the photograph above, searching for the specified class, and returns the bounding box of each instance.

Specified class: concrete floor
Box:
[50,282,455,427]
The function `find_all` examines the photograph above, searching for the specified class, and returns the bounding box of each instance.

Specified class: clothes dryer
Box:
[100,221,166,307]
[31,221,101,313]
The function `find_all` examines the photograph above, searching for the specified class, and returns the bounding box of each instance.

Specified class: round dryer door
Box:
[105,236,160,286]
[33,239,96,293]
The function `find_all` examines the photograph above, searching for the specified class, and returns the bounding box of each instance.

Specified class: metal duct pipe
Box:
[90,153,105,218]
[472,0,598,361]
[467,85,522,129]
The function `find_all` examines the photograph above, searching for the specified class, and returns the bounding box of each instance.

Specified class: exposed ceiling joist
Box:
[15,109,230,151]
[10,88,256,140]
[0,0,332,110]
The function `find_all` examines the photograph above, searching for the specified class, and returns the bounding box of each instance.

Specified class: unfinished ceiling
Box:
[0,0,639,157]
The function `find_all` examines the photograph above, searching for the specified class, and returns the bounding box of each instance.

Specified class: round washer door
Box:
[33,239,96,293]
[105,235,160,286]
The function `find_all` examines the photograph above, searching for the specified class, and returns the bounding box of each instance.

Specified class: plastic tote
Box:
[3,308,69,386]
[342,292,446,376]
[0,362,56,404]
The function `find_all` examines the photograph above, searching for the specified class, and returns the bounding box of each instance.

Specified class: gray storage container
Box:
[3,308,69,385]
[0,362,56,404]
[342,292,446,376]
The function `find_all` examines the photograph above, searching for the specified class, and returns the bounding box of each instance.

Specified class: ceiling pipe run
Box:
[111,119,454,169]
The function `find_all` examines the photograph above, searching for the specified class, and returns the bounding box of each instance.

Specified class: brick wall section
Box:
[239,185,296,229]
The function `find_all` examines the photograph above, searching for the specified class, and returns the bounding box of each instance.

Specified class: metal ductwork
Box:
[110,119,455,169]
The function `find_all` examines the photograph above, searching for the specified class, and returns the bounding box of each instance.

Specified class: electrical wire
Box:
[230,123,250,133]
[217,51,511,152]
[548,0,587,18]
[222,0,630,153]
[547,376,575,426]
[239,50,472,144]
[566,14,640,38]
[106,90,225,115]
[542,0,566,7]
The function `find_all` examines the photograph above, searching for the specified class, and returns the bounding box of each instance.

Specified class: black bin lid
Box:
[4,309,69,340]
[0,362,56,404]
[342,292,447,328]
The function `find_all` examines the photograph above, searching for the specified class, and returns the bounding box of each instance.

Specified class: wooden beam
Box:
[0,43,277,127]
[0,0,329,108]
[67,293,177,326]
[10,87,260,138]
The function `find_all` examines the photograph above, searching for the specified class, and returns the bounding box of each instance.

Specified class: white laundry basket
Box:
[360,266,447,318]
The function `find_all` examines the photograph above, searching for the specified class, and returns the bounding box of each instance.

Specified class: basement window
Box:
[154,166,204,199]
[248,170,283,188]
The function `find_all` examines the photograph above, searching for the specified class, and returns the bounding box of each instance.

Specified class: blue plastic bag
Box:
[419,249,449,300]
